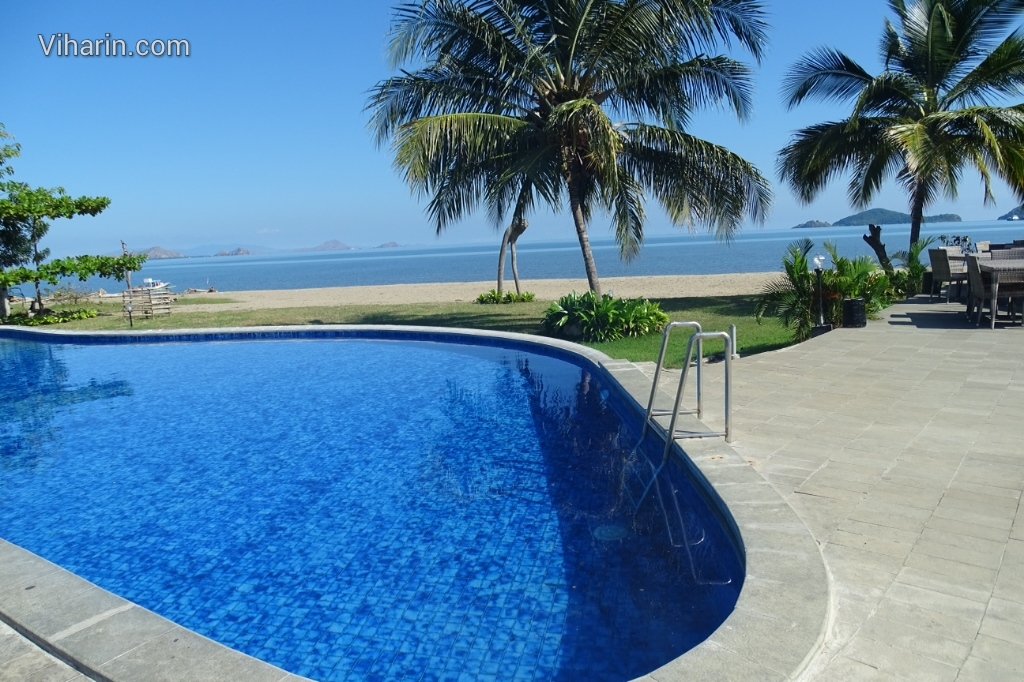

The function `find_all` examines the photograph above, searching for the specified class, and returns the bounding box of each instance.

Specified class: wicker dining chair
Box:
[967,254,1024,326]
[928,248,968,302]
[967,255,995,324]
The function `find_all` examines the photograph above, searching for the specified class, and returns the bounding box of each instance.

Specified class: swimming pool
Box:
[0,330,743,681]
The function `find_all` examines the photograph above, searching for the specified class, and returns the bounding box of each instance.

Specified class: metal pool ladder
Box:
[630,324,735,511]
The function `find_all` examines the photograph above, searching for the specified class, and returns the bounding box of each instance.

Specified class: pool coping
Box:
[0,324,829,681]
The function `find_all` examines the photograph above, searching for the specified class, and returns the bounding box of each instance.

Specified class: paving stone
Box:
[830,530,914,559]
[919,526,1009,554]
[842,636,959,681]
[924,516,1010,543]
[897,562,995,604]
[886,581,988,623]
[968,633,1024,672]
[823,543,906,576]
[942,487,1021,510]
[871,597,981,644]
[98,629,226,681]
[847,507,927,534]
[838,519,921,545]
[53,606,177,670]
[911,539,1003,570]
[795,484,866,503]
[955,655,1021,682]
[0,650,75,682]
[979,598,1024,646]
[857,615,971,668]
[814,655,883,681]
[931,503,1014,531]
[787,494,857,539]
[0,629,37,666]
[804,474,874,495]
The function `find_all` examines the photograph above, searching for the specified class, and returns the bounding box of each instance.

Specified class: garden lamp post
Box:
[813,255,825,327]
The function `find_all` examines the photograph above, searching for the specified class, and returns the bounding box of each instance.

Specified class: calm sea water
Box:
[76,220,1024,293]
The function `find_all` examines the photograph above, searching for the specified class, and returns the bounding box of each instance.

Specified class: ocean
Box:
[72,221,1024,293]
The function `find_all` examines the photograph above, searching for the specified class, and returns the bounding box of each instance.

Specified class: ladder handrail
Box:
[663,331,733,450]
[638,321,702,443]
[632,330,734,510]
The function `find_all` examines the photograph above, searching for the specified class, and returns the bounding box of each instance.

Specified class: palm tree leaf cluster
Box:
[779,0,1024,250]
[369,0,773,294]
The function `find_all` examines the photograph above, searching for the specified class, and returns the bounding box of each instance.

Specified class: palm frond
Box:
[625,123,771,239]
[782,48,874,108]
[608,172,645,261]
[943,30,1024,106]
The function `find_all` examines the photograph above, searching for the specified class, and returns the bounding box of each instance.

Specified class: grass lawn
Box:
[5,295,794,367]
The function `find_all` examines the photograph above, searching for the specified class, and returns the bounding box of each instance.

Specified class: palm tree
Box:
[368,0,772,295]
[779,0,1024,252]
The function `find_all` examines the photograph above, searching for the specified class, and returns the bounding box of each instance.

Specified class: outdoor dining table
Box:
[979,258,1024,329]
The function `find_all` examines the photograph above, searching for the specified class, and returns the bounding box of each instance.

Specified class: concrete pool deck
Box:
[675,297,1024,680]
[1,299,1021,680]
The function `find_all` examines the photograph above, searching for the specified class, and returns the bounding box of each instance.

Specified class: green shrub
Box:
[892,236,936,298]
[3,308,98,326]
[505,291,535,303]
[476,290,536,304]
[543,291,668,342]
[757,238,894,342]
[755,239,817,341]
[821,241,894,318]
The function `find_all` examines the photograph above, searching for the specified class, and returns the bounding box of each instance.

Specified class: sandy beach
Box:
[178,273,779,311]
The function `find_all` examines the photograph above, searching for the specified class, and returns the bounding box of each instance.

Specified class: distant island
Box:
[215,247,251,257]
[792,220,832,229]
[998,205,1024,220]
[376,241,401,248]
[140,246,186,259]
[831,208,961,226]
[299,239,356,252]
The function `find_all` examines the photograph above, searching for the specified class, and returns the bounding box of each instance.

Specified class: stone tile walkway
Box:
[651,298,1023,680]
[0,621,84,681]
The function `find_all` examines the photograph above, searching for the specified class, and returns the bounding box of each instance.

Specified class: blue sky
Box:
[1,0,1020,257]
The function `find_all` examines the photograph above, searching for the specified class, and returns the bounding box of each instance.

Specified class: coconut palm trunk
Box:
[496,218,527,296]
[909,186,927,249]
[509,235,522,294]
[567,174,601,295]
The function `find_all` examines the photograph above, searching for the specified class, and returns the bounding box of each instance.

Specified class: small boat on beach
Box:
[96,278,173,299]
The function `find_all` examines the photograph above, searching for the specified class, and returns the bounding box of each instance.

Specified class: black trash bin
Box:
[842,298,867,328]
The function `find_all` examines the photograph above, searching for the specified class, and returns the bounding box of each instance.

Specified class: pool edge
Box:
[0,324,829,681]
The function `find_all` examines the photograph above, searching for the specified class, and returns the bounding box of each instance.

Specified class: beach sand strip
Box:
[176,273,779,311]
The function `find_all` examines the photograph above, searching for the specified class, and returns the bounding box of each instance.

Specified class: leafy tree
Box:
[0,124,143,319]
[779,0,1024,251]
[0,125,26,272]
[369,0,772,295]
[0,182,111,309]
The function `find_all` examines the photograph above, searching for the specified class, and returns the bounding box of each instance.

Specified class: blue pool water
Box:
[0,333,743,681]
